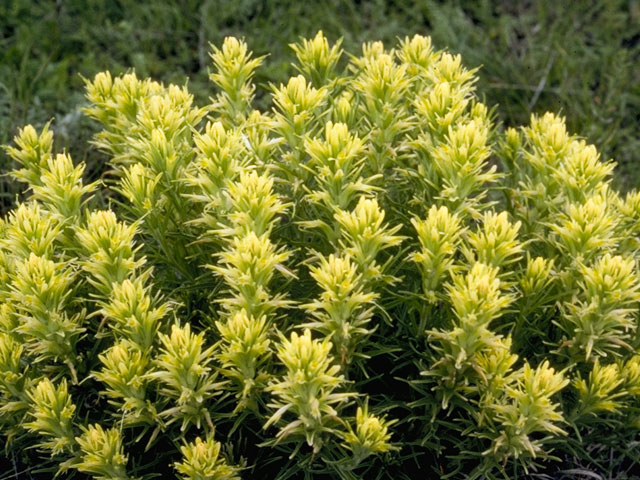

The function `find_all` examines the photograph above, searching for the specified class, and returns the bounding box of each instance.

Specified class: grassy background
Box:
[1,0,639,212]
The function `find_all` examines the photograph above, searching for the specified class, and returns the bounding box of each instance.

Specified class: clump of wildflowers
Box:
[1,31,639,480]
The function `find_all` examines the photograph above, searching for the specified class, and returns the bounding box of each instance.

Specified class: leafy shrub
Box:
[1,32,640,479]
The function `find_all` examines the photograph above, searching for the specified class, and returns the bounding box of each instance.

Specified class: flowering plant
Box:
[1,32,639,479]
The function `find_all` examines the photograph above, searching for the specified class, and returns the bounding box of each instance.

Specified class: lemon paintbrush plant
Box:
[1,31,639,479]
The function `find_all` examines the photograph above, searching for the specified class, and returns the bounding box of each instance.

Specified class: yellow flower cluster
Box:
[2,31,640,480]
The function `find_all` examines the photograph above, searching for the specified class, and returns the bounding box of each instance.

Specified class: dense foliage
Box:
[2,33,640,479]
[1,0,639,215]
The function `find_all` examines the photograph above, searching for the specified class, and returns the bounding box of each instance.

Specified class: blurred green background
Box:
[1,0,639,212]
